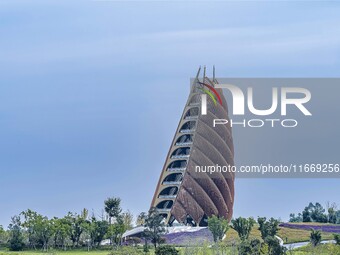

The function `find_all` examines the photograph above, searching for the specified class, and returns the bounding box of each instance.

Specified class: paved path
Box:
[283,240,335,249]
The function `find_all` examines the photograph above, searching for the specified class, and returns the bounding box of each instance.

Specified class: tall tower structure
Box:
[151,67,235,226]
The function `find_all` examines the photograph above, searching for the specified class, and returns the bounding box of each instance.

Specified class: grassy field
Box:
[0,248,152,255]
[0,250,113,255]
[1,245,340,255]
[293,243,340,255]
[223,223,335,244]
[278,226,334,244]
[0,223,338,255]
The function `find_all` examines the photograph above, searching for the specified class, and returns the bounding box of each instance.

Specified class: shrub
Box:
[257,217,279,240]
[109,246,144,255]
[310,229,322,247]
[207,215,229,242]
[265,236,287,255]
[231,217,255,241]
[334,234,340,245]
[237,239,261,255]
[8,216,24,251]
[155,245,179,255]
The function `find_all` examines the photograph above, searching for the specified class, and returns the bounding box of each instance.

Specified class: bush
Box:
[310,229,321,247]
[237,239,261,255]
[109,246,144,255]
[8,216,24,251]
[155,245,179,255]
[334,234,340,245]
[265,236,287,255]
[208,215,229,243]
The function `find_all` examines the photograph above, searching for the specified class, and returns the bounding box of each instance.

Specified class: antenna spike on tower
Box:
[195,66,201,80]
[203,65,206,83]
[213,65,215,81]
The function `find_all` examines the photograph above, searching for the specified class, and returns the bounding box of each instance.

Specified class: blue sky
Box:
[0,1,340,227]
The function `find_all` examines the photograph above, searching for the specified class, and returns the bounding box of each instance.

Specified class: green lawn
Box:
[2,245,340,255]
[223,223,335,244]
[0,250,111,255]
[1,223,338,255]
[0,248,151,255]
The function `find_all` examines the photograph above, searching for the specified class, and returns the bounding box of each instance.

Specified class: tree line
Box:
[289,201,340,223]
[0,196,133,251]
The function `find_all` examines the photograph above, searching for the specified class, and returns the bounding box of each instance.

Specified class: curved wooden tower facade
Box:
[151,67,235,226]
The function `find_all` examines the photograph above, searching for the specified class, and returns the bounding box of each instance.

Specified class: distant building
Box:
[151,67,235,226]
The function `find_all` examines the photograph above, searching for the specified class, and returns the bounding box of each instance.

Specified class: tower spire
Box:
[213,65,215,82]
[203,65,206,83]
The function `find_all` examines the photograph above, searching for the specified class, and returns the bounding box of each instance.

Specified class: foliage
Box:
[136,212,147,226]
[143,207,166,249]
[327,202,338,224]
[8,216,24,251]
[104,197,122,224]
[50,217,71,249]
[104,197,125,246]
[310,229,322,247]
[336,211,340,224]
[230,217,255,241]
[301,202,328,223]
[121,210,133,230]
[88,217,109,247]
[108,246,145,255]
[334,234,340,245]
[65,211,87,247]
[155,245,179,255]
[289,213,302,223]
[237,239,261,255]
[106,219,126,246]
[207,215,229,243]
[290,201,340,224]
[0,225,9,247]
[295,243,340,255]
[257,217,279,240]
[264,236,287,255]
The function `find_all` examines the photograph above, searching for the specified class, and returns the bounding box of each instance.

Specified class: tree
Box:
[336,210,340,224]
[106,218,126,246]
[311,203,327,223]
[104,197,122,246]
[0,225,9,247]
[302,202,327,223]
[33,215,52,251]
[21,209,52,250]
[50,217,71,250]
[257,217,279,240]
[104,197,122,224]
[136,212,147,226]
[88,216,109,247]
[265,236,287,255]
[143,207,166,249]
[302,203,313,222]
[288,213,302,223]
[310,229,321,247]
[326,202,338,224]
[20,209,39,248]
[8,216,25,251]
[207,215,229,243]
[65,211,87,247]
[121,210,133,230]
[231,217,255,241]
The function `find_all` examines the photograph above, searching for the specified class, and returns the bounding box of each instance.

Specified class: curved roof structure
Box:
[151,68,235,226]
